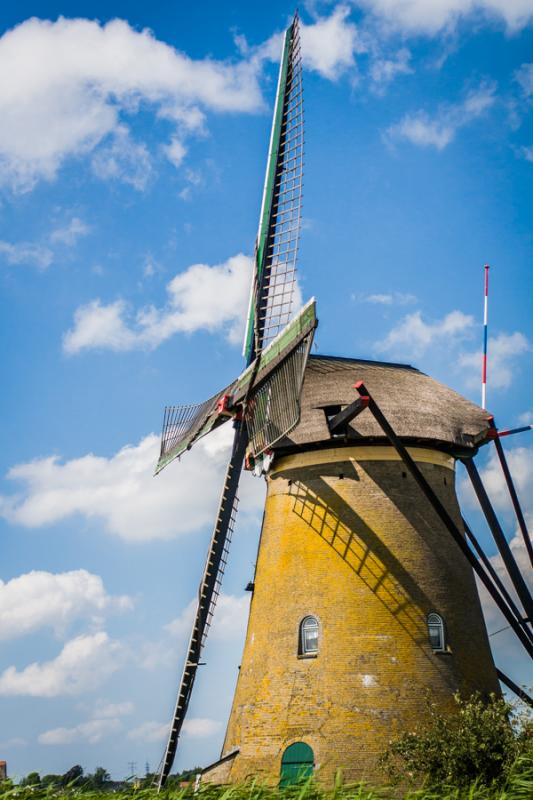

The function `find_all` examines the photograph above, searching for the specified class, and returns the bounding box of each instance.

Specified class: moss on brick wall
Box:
[204,446,499,788]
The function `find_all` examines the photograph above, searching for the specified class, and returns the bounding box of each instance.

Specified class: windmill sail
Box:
[156,429,246,789]
[156,14,307,788]
[245,316,314,457]
[243,13,303,361]
[157,393,223,474]
[155,298,316,474]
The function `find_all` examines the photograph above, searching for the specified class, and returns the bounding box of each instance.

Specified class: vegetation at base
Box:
[2,695,531,799]
[0,764,532,800]
[380,692,532,789]
[17,767,111,790]
[3,767,202,793]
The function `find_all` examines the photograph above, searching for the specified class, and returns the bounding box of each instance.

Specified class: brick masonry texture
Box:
[203,445,499,787]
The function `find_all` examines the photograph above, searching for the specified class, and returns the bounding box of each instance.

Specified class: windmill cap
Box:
[275,354,490,455]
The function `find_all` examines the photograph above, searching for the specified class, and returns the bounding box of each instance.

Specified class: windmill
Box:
[154,15,310,788]
[154,12,532,789]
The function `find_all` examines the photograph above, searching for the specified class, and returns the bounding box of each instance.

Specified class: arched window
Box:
[280,742,314,786]
[299,616,319,656]
[427,612,446,651]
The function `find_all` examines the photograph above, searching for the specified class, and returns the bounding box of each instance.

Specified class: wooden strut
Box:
[461,457,533,623]
[488,418,533,569]
[462,517,533,645]
[352,381,533,662]
[496,669,533,708]
[327,395,369,435]
[158,15,303,788]
[156,424,248,790]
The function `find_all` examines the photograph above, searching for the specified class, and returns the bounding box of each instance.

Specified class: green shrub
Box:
[380,692,533,789]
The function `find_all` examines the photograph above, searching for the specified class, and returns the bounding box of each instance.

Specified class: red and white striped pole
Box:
[482,264,489,409]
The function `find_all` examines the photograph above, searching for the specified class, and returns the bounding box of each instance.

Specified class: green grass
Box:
[1,759,532,800]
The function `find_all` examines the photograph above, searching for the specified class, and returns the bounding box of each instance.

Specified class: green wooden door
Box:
[280,742,314,786]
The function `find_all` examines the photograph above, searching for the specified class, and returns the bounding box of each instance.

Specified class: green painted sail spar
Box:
[155,14,307,476]
[155,15,311,789]
[243,15,304,362]
[155,298,316,474]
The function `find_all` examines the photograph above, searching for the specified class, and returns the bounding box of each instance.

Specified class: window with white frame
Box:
[299,616,319,656]
[427,612,446,651]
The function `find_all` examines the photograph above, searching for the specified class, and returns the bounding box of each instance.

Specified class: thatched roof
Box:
[277,355,490,455]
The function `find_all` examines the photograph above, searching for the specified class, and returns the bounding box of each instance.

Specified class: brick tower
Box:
[202,355,499,786]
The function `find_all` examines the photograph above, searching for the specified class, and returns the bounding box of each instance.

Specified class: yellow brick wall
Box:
[205,446,499,787]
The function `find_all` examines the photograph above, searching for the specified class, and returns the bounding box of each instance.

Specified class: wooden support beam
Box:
[328,394,369,435]
[353,381,533,662]
[489,419,533,569]
[461,457,533,623]
[463,517,533,644]
[496,668,533,708]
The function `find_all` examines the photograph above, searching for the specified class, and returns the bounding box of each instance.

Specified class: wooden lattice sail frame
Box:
[155,14,309,788]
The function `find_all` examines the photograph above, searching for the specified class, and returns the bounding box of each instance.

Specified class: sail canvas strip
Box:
[232,297,316,403]
[245,331,314,457]
[156,14,307,788]
[243,16,303,361]
[155,391,230,476]
[155,299,317,475]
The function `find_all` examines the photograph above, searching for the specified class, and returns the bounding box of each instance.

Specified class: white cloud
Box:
[0,217,89,270]
[460,443,532,685]
[0,632,123,697]
[353,291,416,305]
[184,717,223,738]
[0,16,263,192]
[92,700,134,718]
[476,527,533,690]
[515,62,533,95]
[458,331,531,390]
[38,698,135,746]
[143,258,157,278]
[520,145,533,162]
[376,309,474,358]
[63,253,253,354]
[127,717,221,743]
[0,424,265,542]
[301,6,361,80]
[63,299,138,354]
[0,6,381,194]
[461,444,533,513]
[358,1,533,35]
[164,137,187,169]
[518,411,533,425]
[378,313,530,392]
[515,64,533,97]
[179,167,204,200]
[388,114,455,149]
[39,717,122,745]
[247,6,362,83]
[127,720,169,743]
[386,83,496,150]
[91,126,152,191]
[38,699,134,745]
[458,440,533,688]
[142,593,250,671]
[369,48,412,91]
[0,240,53,269]
[50,217,91,246]
[165,594,250,642]
[0,569,132,641]
[0,737,27,748]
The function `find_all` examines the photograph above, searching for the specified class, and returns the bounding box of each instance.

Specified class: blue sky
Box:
[0,0,532,782]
